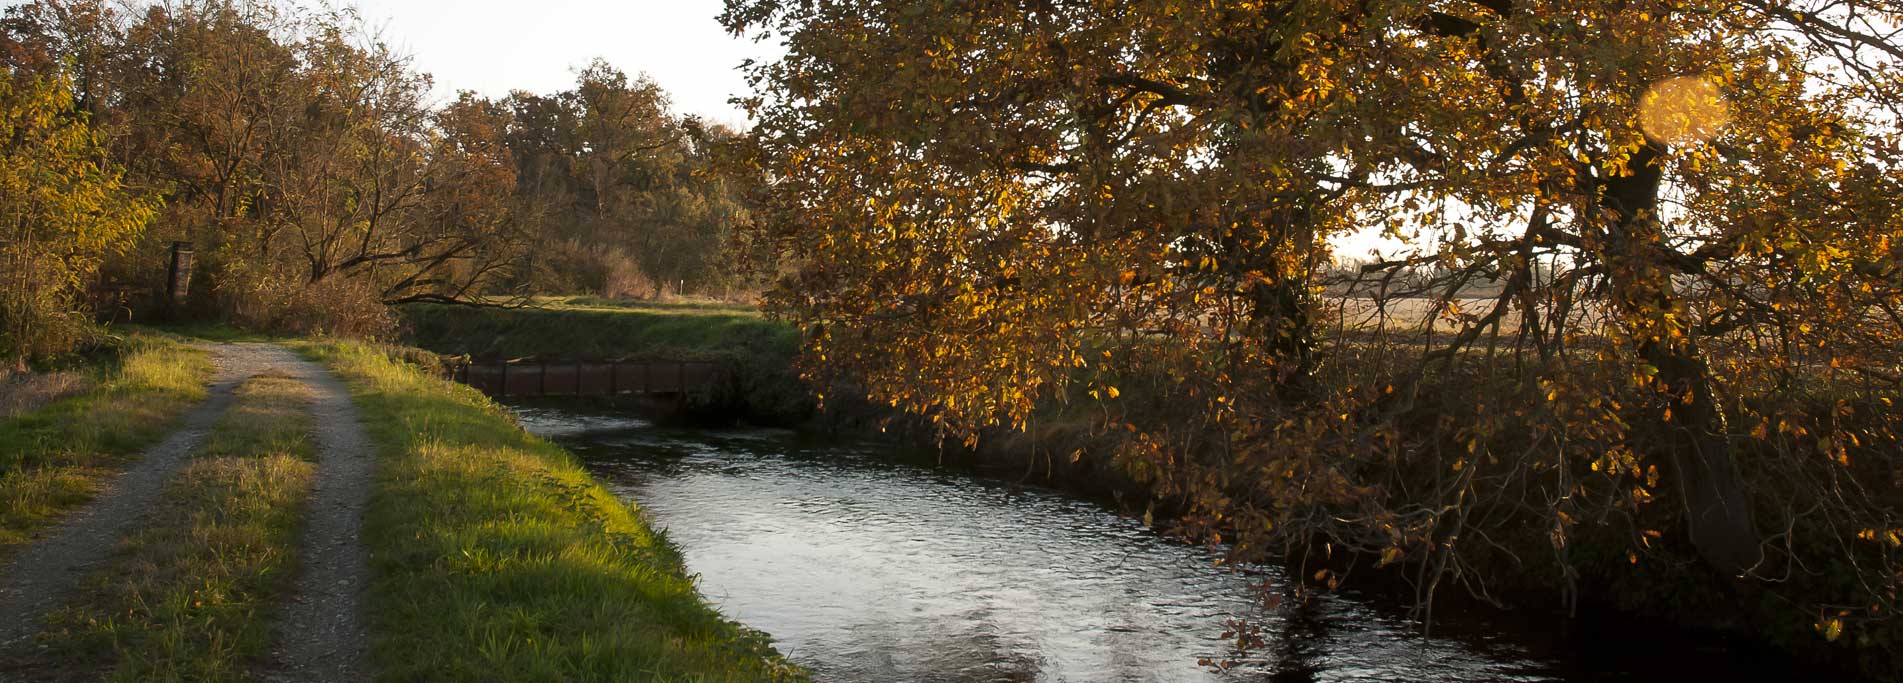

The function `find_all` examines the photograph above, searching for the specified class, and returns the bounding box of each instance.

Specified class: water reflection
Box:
[514,406,1793,683]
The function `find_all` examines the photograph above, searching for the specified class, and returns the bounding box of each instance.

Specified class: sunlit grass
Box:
[538,295,764,317]
[0,335,212,552]
[301,340,806,682]
[29,373,318,682]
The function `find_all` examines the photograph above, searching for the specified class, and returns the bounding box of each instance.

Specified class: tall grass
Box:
[30,374,318,682]
[302,341,806,682]
[0,335,212,551]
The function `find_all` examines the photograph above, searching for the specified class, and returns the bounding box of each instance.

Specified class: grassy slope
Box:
[400,301,792,362]
[31,374,318,682]
[400,302,811,423]
[535,296,764,318]
[0,334,213,552]
[302,340,805,683]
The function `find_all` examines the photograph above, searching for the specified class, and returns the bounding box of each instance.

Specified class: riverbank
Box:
[400,301,810,425]
[929,369,1895,681]
[516,402,1820,682]
[301,340,807,681]
[399,301,1894,680]
[0,332,804,681]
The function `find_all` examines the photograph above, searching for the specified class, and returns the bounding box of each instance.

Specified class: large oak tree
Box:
[726,0,1903,640]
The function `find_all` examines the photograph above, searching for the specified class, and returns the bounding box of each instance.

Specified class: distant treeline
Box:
[0,0,757,366]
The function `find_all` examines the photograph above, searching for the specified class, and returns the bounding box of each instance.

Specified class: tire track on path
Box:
[264,348,374,683]
[0,343,275,648]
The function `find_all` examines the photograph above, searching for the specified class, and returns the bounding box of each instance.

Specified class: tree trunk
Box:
[1599,140,1761,576]
[1247,274,1316,390]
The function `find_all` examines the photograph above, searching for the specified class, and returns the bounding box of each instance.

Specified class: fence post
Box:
[165,241,194,316]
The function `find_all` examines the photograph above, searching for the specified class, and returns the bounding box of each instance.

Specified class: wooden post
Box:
[165,241,194,313]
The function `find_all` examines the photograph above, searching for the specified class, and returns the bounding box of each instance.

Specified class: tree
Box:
[725,0,1903,639]
[724,1,1348,444]
[2,0,537,334]
[499,63,755,299]
[0,72,154,368]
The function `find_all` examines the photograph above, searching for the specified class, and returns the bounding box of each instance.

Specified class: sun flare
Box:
[1640,75,1732,145]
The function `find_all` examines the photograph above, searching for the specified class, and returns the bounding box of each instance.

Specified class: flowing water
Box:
[514,406,1799,683]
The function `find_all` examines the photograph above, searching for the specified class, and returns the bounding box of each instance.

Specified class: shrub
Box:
[539,239,654,299]
[217,262,400,341]
[0,74,155,368]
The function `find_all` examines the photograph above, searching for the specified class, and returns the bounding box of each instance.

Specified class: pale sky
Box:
[0,0,780,124]
[0,0,780,126]
[358,0,779,127]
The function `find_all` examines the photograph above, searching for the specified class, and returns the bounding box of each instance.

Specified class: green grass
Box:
[0,334,213,552]
[400,303,812,423]
[400,302,792,362]
[124,322,282,344]
[536,296,765,318]
[30,373,318,682]
[301,340,806,682]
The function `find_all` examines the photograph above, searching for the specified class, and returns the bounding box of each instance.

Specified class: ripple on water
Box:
[515,406,1800,683]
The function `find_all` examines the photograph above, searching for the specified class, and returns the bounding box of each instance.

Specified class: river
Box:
[512,405,1800,683]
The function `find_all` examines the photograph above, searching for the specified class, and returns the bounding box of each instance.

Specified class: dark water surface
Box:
[512,406,1799,683]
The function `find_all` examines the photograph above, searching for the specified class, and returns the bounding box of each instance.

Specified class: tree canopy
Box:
[502,61,757,299]
[726,0,1903,659]
[0,72,152,368]
[0,0,759,349]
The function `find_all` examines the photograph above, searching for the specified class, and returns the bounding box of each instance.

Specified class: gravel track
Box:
[264,349,374,683]
[0,343,277,647]
[0,343,376,683]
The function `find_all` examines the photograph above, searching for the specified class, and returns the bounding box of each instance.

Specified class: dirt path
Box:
[0,343,279,647]
[265,350,374,682]
[0,343,377,682]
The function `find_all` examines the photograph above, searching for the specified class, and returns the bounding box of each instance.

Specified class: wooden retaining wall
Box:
[446,359,725,399]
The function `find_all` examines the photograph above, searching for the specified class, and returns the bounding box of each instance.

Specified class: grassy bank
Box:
[28,374,318,682]
[529,296,764,318]
[400,302,810,424]
[0,334,212,552]
[301,340,805,682]
[400,300,792,362]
